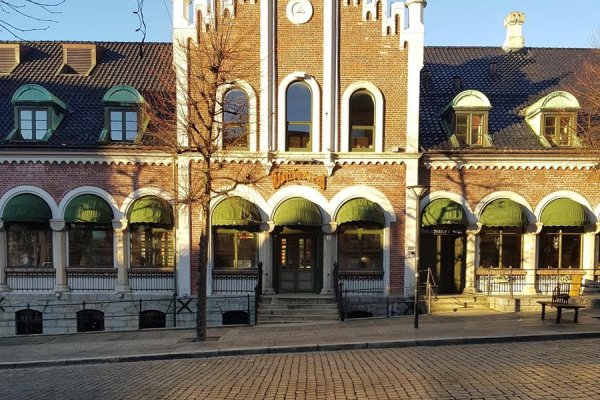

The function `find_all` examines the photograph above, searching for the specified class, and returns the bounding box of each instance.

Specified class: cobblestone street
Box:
[1,338,598,400]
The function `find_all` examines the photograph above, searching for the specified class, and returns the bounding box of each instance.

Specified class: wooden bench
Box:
[537,286,585,324]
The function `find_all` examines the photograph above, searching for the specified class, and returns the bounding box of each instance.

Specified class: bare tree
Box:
[0,0,64,39]
[146,14,264,340]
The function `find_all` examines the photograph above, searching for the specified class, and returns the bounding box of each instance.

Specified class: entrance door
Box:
[277,234,315,292]
[420,228,466,294]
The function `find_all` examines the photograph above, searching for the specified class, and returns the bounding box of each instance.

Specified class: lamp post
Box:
[407,185,428,329]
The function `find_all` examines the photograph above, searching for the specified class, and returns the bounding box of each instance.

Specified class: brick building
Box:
[0,1,598,334]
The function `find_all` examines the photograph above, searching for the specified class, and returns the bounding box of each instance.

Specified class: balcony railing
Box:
[476,268,526,295]
[67,269,117,292]
[212,269,259,294]
[6,268,55,292]
[129,270,175,292]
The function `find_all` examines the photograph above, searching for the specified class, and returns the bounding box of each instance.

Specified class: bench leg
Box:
[574,308,579,323]
[541,304,546,320]
[556,307,562,324]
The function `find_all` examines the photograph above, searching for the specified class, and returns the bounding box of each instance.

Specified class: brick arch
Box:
[58,186,121,220]
[420,191,476,225]
[0,186,59,219]
[473,191,535,224]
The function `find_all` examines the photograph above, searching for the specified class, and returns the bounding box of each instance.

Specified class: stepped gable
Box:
[420,46,595,150]
[0,41,173,148]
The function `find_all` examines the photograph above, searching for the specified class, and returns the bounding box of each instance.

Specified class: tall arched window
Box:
[286,81,312,151]
[349,90,375,151]
[223,88,249,149]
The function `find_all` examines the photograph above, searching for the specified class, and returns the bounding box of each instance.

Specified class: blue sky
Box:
[1,0,598,47]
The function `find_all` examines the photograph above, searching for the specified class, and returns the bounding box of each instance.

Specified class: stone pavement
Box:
[1,308,600,369]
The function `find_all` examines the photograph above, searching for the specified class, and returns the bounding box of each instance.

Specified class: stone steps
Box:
[257,295,340,325]
[426,295,491,313]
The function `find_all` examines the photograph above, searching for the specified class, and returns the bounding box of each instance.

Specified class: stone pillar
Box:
[113,219,130,293]
[260,222,275,295]
[50,219,69,293]
[522,223,542,295]
[321,223,337,295]
[0,222,8,291]
[582,223,599,283]
[464,224,481,294]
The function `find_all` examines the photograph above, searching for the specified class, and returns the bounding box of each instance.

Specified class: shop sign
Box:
[271,170,327,190]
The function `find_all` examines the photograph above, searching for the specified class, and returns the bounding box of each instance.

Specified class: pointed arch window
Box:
[223,88,249,150]
[349,90,375,151]
[286,81,312,151]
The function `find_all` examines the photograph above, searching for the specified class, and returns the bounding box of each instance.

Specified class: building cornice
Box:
[0,150,175,166]
[425,152,600,170]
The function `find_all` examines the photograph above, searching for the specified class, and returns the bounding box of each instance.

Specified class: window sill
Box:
[535,268,584,275]
[476,268,526,276]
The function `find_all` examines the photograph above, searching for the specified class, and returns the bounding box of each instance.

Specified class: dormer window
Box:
[8,84,66,142]
[543,114,576,147]
[454,112,486,146]
[525,91,580,148]
[100,86,147,143]
[442,90,492,148]
[109,110,138,142]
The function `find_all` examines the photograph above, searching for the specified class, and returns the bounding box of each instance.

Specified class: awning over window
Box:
[273,198,322,226]
[2,194,52,222]
[336,198,384,226]
[212,197,261,226]
[422,199,467,227]
[480,199,527,227]
[64,195,113,224]
[129,197,173,225]
[540,198,587,227]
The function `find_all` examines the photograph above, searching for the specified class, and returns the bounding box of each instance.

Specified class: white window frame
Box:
[340,82,384,153]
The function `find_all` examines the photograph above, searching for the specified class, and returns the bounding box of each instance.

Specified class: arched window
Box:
[222,89,249,149]
[349,90,375,152]
[286,81,312,151]
[128,197,174,269]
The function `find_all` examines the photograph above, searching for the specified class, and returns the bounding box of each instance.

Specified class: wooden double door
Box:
[275,233,319,293]
[420,227,466,294]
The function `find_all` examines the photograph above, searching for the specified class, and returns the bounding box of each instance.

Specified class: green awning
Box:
[480,199,527,227]
[2,194,52,222]
[336,198,384,226]
[274,198,322,226]
[212,197,261,226]
[422,199,467,227]
[64,195,113,224]
[540,198,587,227]
[129,197,173,225]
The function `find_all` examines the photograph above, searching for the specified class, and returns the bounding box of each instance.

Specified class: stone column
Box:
[260,222,275,295]
[0,222,8,291]
[113,219,130,294]
[50,219,69,293]
[522,223,542,295]
[582,222,599,284]
[321,223,337,295]
[464,224,481,294]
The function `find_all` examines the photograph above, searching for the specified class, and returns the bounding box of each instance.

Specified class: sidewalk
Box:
[2,308,600,369]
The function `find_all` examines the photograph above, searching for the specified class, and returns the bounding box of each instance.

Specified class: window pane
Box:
[338,226,383,270]
[544,116,556,143]
[559,116,571,146]
[350,127,374,150]
[20,110,32,121]
[561,234,581,268]
[286,82,311,123]
[35,119,47,131]
[236,232,257,269]
[35,110,47,123]
[110,111,123,122]
[213,230,257,270]
[350,91,375,126]
[7,223,53,268]
[69,225,113,268]
[125,112,137,123]
[501,233,522,268]
[111,121,123,141]
[223,89,249,149]
[223,126,247,149]
[92,229,113,268]
[20,119,32,130]
[479,233,500,268]
[130,226,174,268]
[125,130,137,141]
[539,231,560,268]
[214,231,235,269]
[21,129,33,140]
[287,123,310,149]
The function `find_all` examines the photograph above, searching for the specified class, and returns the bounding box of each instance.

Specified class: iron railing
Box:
[6,269,55,292]
[128,270,175,292]
[67,269,118,292]
[337,270,385,294]
[212,269,259,294]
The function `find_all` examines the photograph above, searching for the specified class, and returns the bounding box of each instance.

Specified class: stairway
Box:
[426,295,491,314]
[258,294,340,324]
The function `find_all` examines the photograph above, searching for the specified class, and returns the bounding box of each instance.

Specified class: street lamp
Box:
[407,184,428,329]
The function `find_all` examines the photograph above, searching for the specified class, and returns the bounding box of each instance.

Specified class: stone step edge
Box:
[2,331,599,370]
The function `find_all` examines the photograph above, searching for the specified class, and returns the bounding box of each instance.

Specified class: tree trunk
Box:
[196,207,209,341]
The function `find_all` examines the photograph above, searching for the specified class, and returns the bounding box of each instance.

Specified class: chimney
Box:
[502,11,525,52]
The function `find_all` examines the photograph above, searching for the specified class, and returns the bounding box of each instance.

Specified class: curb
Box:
[2,331,600,370]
